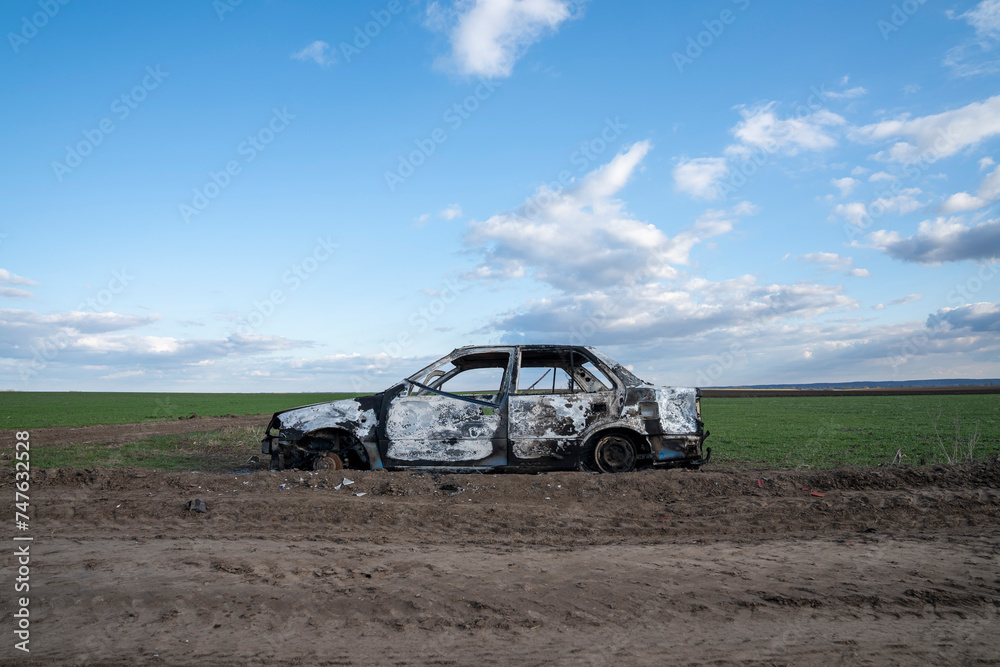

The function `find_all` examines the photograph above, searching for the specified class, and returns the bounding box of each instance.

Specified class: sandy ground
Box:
[1,434,998,665]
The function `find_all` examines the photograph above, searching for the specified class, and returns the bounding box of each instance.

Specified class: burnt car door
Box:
[381,349,513,467]
[508,348,619,468]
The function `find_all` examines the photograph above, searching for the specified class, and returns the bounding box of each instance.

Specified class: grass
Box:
[1,392,364,429]
[701,394,1000,468]
[28,424,266,471]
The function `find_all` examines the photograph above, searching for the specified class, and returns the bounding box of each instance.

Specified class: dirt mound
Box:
[7,461,1000,665]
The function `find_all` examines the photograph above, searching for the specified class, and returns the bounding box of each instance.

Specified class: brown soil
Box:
[3,452,999,664]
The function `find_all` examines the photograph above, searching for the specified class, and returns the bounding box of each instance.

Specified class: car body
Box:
[261,345,710,473]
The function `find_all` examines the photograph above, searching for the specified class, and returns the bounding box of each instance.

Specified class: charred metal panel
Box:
[509,392,611,460]
[654,387,699,434]
[275,397,377,442]
[384,395,504,463]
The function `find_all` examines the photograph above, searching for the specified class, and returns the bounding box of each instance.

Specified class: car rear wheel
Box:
[591,434,637,473]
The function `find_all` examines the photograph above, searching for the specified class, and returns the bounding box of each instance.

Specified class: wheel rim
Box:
[593,435,636,473]
[314,452,343,471]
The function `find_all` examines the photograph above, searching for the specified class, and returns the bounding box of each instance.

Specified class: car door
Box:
[382,350,512,467]
[508,348,618,467]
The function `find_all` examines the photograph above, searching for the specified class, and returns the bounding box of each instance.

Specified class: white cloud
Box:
[829,188,922,224]
[291,40,334,67]
[850,94,1000,163]
[866,216,1000,263]
[0,308,314,386]
[868,171,896,182]
[100,369,145,380]
[427,0,577,78]
[944,0,1000,77]
[728,103,845,156]
[903,83,921,95]
[801,252,870,277]
[961,0,1000,37]
[414,213,431,226]
[940,165,1000,213]
[890,293,923,306]
[934,301,1000,332]
[981,156,996,170]
[672,157,728,200]
[0,269,36,286]
[825,85,867,100]
[481,276,858,346]
[831,177,859,197]
[440,204,463,220]
[0,269,38,298]
[467,141,751,290]
[462,141,867,360]
[871,187,924,215]
[940,192,987,213]
[830,201,869,227]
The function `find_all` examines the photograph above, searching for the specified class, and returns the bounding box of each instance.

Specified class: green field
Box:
[27,426,266,471]
[0,392,362,429]
[5,392,1000,470]
[701,394,1000,467]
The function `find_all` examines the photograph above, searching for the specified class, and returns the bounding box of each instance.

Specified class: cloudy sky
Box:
[3,0,1000,391]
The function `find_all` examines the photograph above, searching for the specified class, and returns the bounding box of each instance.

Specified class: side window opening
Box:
[516,351,613,395]
[407,352,510,405]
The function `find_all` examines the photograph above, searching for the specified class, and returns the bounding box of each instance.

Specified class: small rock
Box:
[186,499,207,513]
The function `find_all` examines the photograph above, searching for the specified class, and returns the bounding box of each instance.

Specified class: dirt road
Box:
[2,461,999,665]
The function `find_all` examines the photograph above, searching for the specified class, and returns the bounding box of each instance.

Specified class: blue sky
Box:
[2,0,1000,391]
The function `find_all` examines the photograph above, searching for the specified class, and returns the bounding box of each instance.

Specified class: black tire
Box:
[591,434,637,473]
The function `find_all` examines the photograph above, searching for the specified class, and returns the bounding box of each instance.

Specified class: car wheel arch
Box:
[281,428,382,471]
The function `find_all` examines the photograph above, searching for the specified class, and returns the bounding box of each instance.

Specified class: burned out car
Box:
[261,345,710,473]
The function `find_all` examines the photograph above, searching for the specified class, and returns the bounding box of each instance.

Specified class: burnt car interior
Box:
[516,349,613,395]
[406,351,511,406]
